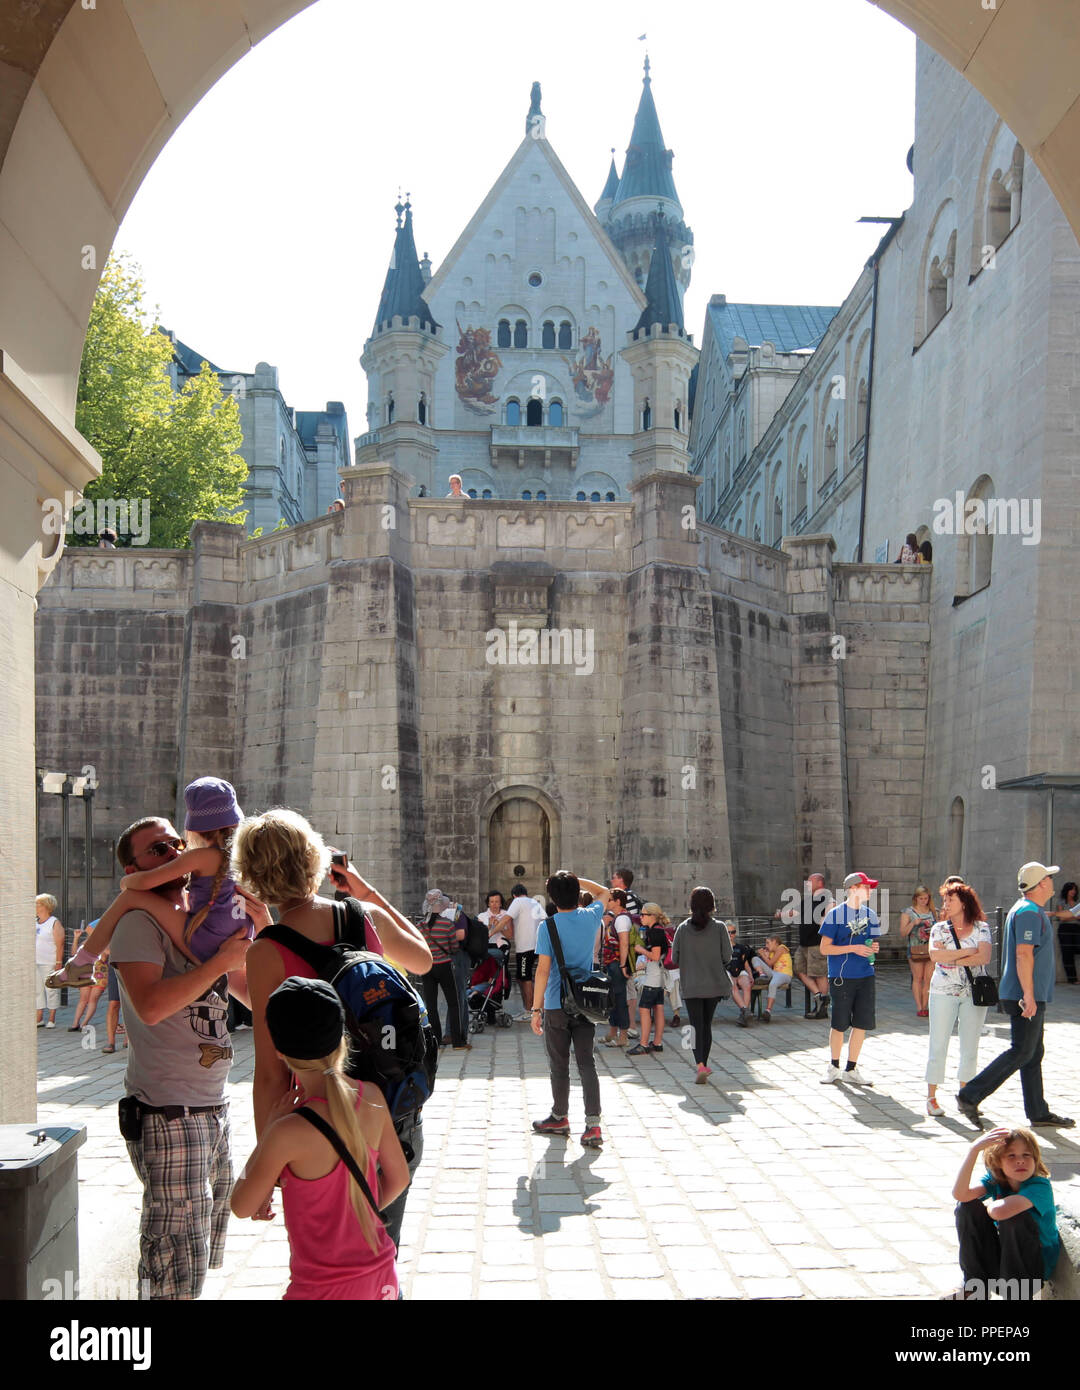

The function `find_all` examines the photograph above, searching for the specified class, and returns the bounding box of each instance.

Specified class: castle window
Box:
[927,257,948,334]
[279,437,286,472]
[772,495,783,545]
[387,392,395,424]
[482,489,493,499]
[542,320,555,349]
[605,491,615,501]
[549,399,564,427]
[514,319,528,349]
[497,319,511,349]
[796,464,807,516]
[855,379,868,442]
[987,174,1011,251]
[526,397,543,427]
[506,398,521,426]
[674,405,682,431]
[418,391,427,425]
[642,398,652,430]
[522,490,533,500]
[824,423,837,485]
[558,321,572,349]
[590,491,601,502]
[576,491,586,501]
[467,488,478,498]
[536,490,547,501]
[528,271,543,288]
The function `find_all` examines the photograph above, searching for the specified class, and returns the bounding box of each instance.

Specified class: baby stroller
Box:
[467,950,514,1033]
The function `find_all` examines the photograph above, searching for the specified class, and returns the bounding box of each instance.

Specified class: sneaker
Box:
[821,1063,842,1084]
[927,1096,945,1118]
[599,1036,625,1048]
[626,1030,639,1040]
[1031,1113,1076,1128]
[956,1095,985,1128]
[695,1064,709,1085]
[45,1021,55,1029]
[647,1043,664,1053]
[761,1010,772,1023]
[532,1115,570,1137]
[814,996,830,1018]
[626,1044,650,1056]
[580,1125,603,1149]
[845,1065,873,1086]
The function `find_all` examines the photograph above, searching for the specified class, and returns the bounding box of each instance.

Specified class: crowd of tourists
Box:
[36,773,1077,1301]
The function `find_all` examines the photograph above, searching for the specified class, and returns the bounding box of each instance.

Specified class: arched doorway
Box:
[488,797,551,899]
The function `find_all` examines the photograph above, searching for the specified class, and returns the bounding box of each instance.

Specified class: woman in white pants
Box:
[925,881,993,1118]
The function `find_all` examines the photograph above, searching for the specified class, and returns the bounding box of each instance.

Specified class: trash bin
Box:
[0,1123,86,1300]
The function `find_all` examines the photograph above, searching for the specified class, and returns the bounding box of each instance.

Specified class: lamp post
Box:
[37,769,99,960]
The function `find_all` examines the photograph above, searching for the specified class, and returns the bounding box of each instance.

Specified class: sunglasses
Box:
[141,837,185,859]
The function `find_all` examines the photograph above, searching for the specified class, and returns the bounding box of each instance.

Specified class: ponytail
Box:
[185,826,236,946]
[282,1039,382,1253]
[689,886,715,929]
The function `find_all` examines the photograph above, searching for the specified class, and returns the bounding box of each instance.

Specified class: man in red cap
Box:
[819,872,882,1086]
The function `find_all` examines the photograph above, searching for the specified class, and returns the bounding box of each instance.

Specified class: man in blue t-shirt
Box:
[957,862,1075,1130]
[531,870,610,1148]
[819,872,882,1087]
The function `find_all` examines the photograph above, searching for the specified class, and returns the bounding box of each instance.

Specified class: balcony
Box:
[490,425,580,470]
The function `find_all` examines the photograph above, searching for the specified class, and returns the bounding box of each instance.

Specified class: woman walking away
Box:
[628,904,670,1056]
[671,888,732,1083]
[231,977,409,1300]
[925,882,993,1118]
[901,886,936,1016]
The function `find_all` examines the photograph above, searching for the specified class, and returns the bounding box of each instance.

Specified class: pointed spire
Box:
[612,60,679,209]
[599,148,620,203]
[526,80,545,139]
[634,207,684,335]
[374,198,438,334]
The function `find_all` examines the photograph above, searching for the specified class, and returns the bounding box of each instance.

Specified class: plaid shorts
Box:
[125,1106,232,1300]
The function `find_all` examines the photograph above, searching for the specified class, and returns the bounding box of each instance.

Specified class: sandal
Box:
[101,1045,117,1054]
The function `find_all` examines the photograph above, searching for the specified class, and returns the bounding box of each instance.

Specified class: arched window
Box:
[824,423,837,485]
[723,447,731,490]
[956,474,995,598]
[481,488,493,499]
[948,796,965,874]
[526,397,543,427]
[558,321,572,349]
[549,399,564,427]
[387,392,395,424]
[796,464,807,517]
[738,414,747,463]
[418,391,427,425]
[522,490,533,500]
[772,495,783,545]
[927,257,948,334]
[497,319,511,349]
[279,437,286,473]
[753,523,761,543]
[642,398,652,430]
[467,488,478,498]
[590,491,601,502]
[674,405,682,431]
[514,319,528,349]
[536,490,547,501]
[856,379,868,442]
[605,491,615,502]
[542,320,555,349]
[576,491,586,501]
[987,173,1011,249]
[506,398,521,426]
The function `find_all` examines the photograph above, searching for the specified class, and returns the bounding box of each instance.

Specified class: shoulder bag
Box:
[544,916,612,1025]
[948,925,998,1007]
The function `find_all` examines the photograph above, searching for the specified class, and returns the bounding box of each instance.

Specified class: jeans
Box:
[543,1008,600,1124]
[925,990,988,1085]
[381,1111,423,1253]
[452,949,472,1034]
[685,997,720,1065]
[421,961,464,1047]
[955,1199,1044,1294]
[958,1000,1048,1119]
[606,962,629,1029]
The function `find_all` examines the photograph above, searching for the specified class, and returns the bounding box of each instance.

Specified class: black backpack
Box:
[260,897,438,1123]
[461,914,490,966]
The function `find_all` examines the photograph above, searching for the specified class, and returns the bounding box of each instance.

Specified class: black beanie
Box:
[265,976,344,1059]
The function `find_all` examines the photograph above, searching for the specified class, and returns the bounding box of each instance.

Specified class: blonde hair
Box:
[36,894,58,915]
[985,1128,1050,1185]
[911,885,932,906]
[234,808,329,906]
[280,1040,382,1252]
[642,903,670,930]
[184,825,237,945]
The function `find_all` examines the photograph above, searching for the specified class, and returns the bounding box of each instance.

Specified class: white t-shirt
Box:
[929,920,992,998]
[508,896,539,952]
[478,909,511,948]
[36,915,61,964]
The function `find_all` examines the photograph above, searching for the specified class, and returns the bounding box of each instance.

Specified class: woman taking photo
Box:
[671,887,732,1083]
[925,881,993,1118]
[901,886,936,1017]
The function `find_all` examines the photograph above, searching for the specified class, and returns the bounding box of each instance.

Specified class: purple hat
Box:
[184,777,243,833]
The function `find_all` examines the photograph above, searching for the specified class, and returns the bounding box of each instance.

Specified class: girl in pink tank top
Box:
[231,977,410,1300]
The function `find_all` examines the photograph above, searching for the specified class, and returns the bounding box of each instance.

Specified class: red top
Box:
[280,1089,398,1300]
[266,912,383,982]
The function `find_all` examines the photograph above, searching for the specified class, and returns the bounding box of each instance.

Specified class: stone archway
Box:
[478,785,561,907]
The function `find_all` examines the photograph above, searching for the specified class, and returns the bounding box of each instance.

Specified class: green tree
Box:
[74,255,247,548]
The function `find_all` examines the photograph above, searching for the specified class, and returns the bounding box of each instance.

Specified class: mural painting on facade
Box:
[565,326,614,417]
[455,321,501,412]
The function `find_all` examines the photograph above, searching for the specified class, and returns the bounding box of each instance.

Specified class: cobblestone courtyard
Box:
[37,966,1080,1301]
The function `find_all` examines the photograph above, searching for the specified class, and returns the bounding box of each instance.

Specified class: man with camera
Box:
[109,816,255,1300]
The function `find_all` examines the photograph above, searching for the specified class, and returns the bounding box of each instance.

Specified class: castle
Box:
[34,44,1080,930]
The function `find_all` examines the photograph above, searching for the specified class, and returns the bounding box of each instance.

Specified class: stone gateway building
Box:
[34,49,1078,932]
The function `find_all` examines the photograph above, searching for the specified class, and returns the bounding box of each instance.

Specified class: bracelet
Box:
[531,1008,543,1015]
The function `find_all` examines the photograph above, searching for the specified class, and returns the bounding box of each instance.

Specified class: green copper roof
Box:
[598,153,620,204]
[612,60,679,210]
[374,201,438,334]
[635,212,685,334]
[706,301,838,357]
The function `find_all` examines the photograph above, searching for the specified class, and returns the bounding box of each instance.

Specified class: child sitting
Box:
[753,933,794,1021]
[948,1125,1060,1299]
[231,976,409,1300]
[48,777,256,986]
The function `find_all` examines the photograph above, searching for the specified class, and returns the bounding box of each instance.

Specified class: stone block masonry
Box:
[35,466,932,920]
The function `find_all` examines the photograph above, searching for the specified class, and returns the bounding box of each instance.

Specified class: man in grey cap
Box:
[956,862,1075,1129]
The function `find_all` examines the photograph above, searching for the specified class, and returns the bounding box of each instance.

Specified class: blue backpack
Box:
[260,898,438,1122]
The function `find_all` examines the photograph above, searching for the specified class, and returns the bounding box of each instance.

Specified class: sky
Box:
[115,0,916,439]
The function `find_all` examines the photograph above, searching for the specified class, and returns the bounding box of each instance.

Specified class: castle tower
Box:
[357,199,449,489]
[619,209,698,479]
[601,58,693,296]
[593,148,620,223]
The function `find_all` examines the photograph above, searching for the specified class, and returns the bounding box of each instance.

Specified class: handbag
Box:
[949,925,999,1007]
[544,916,612,1025]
